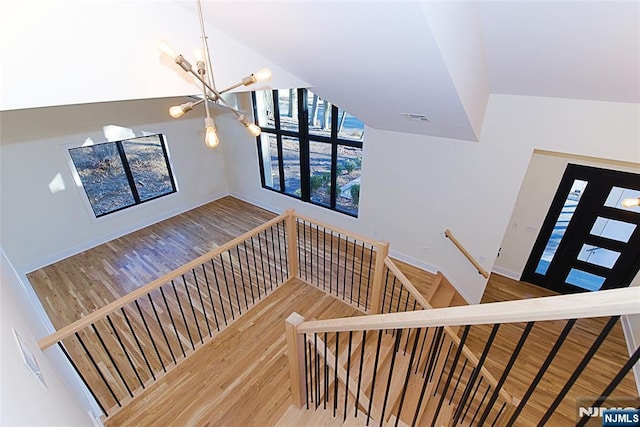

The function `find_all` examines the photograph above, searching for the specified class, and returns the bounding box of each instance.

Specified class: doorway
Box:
[521,164,640,294]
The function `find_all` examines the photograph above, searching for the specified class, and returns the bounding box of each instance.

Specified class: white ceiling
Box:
[190,0,640,141]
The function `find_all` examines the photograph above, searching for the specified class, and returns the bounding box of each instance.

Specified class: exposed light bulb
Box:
[621,197,640,208]
[237,115,262,137]
[158,40,179,60]
[204,117,220,149]
[168,102,194,119]
[248,123,262,137]
[253,68,272,83]
[193,48,205,63]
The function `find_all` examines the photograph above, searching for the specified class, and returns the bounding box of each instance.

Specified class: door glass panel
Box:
[590,217,636,243]
[565,268,606,291]
[605,187,640,213]
[577,245,620,269]
[534,179,588,275]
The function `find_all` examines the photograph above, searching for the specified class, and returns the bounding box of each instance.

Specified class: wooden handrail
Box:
[383,257,514,405]
[39,212,291,350]
[296,286,640,334]
[444,229,490,279]
[294,212,380,247]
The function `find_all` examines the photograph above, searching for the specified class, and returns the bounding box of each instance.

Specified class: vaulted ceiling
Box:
[1,1,638,142]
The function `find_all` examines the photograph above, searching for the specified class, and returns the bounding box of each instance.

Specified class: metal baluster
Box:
[229,250,248,311]
[461,376,483,422]
[357,242,366,309]
[354,330,367,418]
[105,314,145,387]
[322,226,327,290]
[342,236,349,302]
[218,255,236,319]
[380,329,403,426]
[250,237,263,299]
[210,259,228,327]
[395,328,422,427]
[171,280,195,350]
[336,233,342,297]
[241,243,256,305]
[270,225,280,283]
[256,232,269,294]
[302,220,308,281]
[75,332,122,408]
[333,332,340,417]
[365,244,374,311]
[120,307,156,381]
[303,333,310,409]
[490,402,507,427]
[91,323,133,397]
[181,275,204,343]
[414,327,429,374]
[235,246,251,306]
[449,359,468,405]
[350,238,357,306]
[324,332,329,409]
[134,300,166,373]
[58,341,108,415]
[366,330,384,426]
[150,291,177,363]
[160,286,186,357]
[329,230,335,294]
[344,331,353,421]
[200,264,220,332]
[191,270,212,337]
[470,384,492,425]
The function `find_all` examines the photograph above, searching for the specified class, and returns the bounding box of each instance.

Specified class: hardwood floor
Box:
[26,196,638,426]
[104,278,363,426]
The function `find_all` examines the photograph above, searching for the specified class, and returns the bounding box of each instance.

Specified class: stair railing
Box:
[38,213,292,418]
[286,286,640,425]
[444,228,490,279]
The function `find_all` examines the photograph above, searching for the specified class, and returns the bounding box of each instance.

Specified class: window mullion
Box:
[117,141,140,203]
[299,88,311,201]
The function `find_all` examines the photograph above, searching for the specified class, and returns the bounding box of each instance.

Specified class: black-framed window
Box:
[252,88,364,216]
[69,134,177,217]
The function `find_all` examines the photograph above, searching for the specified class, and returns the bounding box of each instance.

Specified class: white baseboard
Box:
[229,191,282,215]
[491,266,522,281]
[20,192,229,275]
[387,250,439,275]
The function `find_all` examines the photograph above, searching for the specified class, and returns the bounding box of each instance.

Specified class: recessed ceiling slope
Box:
[195,1,483,141]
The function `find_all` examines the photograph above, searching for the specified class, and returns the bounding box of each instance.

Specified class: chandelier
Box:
[158,0,270,148]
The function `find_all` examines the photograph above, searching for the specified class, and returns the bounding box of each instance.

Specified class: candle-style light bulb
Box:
[204,117,220,149]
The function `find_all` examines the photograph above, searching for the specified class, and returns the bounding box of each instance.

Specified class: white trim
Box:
[387,250,438,275]
[20,192,228,274]
[491,266,522,281]
[620,315,640,395]
[229,191,285,215]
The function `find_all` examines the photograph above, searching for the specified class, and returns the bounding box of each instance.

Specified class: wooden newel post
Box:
[285,209,299,280]
[369,241,390,314]
[285,312,306,408]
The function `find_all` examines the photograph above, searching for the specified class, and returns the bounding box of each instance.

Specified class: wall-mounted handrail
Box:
[39,212,290,350]
[296,286,640,334]
[444,229,490,279]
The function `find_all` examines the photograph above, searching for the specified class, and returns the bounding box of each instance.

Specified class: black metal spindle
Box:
[381,270,391,315]
[235,246,252,306]
[424,327,444,379]
[415,327,429,374]
[365,245,374,310]
[395,328,422,427]
[449,358,468,405]
[576,345,640,427]
[412,357,434,427]
[433,343,453,394]
[507,318,577,424]
[470,384,492,425]
[263,231,276,291]
[357,242,365,308]
[181,275,204,344]
[394,280,402,314]
[249,237,263,299]
[76,331,122,407]
[366,330,384,426]
[58,341,108,415]
[134,300,166,373]
[225,253,244,314]
[475,322,534,425]
[307,339,314,405]
[160,286,186,357]
[121,307,156,381]
[324,332,329,409]
[455,324,500,422]
[192,270,212,337]
[335,233,342,297]
[302,221,308,281]
[90,323,133,398]
[314,333,320,409]
[380,329,403,426]
[256,233,269,294]
[218,255,237,320]
[308,223,314,284]
[322,226,327,290]
[461,375,483,422]
[329,230,335,294]
[229,251,248,311]
[149,292,177,364]
[200,265,220,332]
[344,331,353,421]
[278,221,288,277]
[171,280,195,350]
[270,225,280,283]
[354,330,367,418]
[315,224,320,285]
[539,316,620,425]
[241,244,256,305]
[105,314,145,388]
[431,325,470,426]
[210,259,228,326]
[490,402,507,427]
[350,238,357,306]
[342,237,349,302]
[296,219,304,280]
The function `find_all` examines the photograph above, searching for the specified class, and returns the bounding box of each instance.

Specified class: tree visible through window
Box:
[69,134,176,217]
[252,89,364,216]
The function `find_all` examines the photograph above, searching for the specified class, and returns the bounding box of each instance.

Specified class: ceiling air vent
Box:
[400,113,429,122]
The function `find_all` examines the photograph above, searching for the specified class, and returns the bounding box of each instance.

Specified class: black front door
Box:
[521,164,640,294]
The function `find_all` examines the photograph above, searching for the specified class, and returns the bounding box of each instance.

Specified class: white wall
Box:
[1,249,97,426]
[0,98,229,274]
[225,94,640,303]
